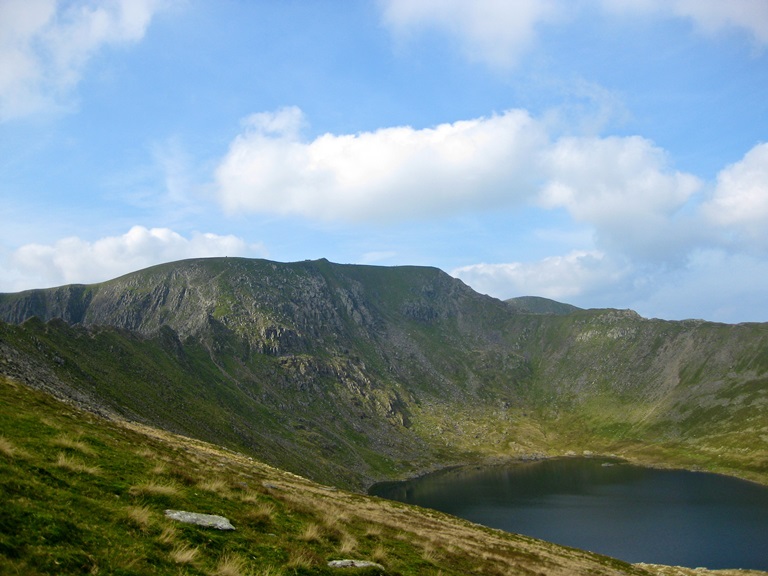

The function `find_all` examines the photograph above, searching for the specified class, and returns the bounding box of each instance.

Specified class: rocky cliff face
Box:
[1,257,767,488]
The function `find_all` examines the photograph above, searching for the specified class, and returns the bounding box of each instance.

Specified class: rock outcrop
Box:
[164,510,235,530]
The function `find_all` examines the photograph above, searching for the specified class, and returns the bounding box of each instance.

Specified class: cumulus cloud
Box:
[379,0,562,69]
[215,107,547,222]
[539,135,702,260]
[215,107,704,257]
[703,142,768,246]
[449,141,768,319]
[452,245,768,322]
[451,251,630,303]
[0,0,164,120]
[3,226,262,291]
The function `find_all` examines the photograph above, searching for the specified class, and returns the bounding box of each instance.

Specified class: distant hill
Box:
[1,257,767,492]
[506,295,582,315]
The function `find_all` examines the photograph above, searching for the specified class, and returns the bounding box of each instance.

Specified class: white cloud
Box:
[380,0,768,72]
[539,135,702,260]
[379,0,562,69]
[451,245,768,323]
[451,246,768,322]
[451,251,629,302]
[450,140,768,321]
[3,226,263,291]
[600,0,768,46]
[215,107,768,260]
[215,107,547,222]
[0,0,56,118]
[0,0,164,121]
[703,142,768,246]
[214,107,713,263]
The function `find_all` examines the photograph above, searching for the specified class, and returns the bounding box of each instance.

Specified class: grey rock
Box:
[328,559,385,570]
[164,509,235,530]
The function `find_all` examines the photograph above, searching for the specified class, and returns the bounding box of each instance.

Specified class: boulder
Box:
[164,509,235,530]
[328,559,385,570]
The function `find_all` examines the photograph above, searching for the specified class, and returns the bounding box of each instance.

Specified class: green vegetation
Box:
[505,295,582,315]
[2,375,678,576]
[0,257,767,490]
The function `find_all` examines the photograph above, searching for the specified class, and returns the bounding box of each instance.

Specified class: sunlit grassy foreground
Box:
[1,376,765,576]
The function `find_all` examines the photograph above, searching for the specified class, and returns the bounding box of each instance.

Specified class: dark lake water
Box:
[370,458,768,570]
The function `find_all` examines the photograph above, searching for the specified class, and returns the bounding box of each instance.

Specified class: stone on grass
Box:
[164,509,235,530]
[328,559,385,569]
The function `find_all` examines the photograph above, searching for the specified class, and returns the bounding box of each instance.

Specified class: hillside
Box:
[1,257,767,491]
[505,295,582,315]
[6,374,700,576]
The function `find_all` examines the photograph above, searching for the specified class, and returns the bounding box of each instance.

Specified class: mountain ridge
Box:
[1,257,767,490]
[505,295,583,315]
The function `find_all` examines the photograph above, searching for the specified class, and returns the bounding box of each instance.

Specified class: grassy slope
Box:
[505,296,582,315]
[519,311,768,484]
[0,317,440,491]
[3,375,727,576]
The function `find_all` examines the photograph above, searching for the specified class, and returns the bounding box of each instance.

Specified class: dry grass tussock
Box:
[197,477,230,494]
[244,501,275,525]
[286,547,318,569]
[53,435,95,455]
[276,489,316,515]
[212,553,250,576]
[129,479,180,497]
[316,501,349,530]
[0,436,20,458]
[158,525,178,546]
[169,544,199,565]
[166,466,198,486]
[371,544,388,564]
[55,452,100,475]
[338,532,358,554]
[134,447,157,459]
[299,522,323,542]
[238,489,264,504]
[422,542,442,564]
[125,505,153,530]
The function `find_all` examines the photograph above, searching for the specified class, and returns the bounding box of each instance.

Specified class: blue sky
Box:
[1,0,767,323]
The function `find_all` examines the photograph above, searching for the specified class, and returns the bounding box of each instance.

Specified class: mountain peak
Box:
[505,295,581,315]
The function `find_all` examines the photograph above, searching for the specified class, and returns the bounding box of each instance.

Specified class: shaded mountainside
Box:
[1,257,767,490]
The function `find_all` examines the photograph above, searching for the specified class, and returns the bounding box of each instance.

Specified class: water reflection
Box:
[370,458,768,570]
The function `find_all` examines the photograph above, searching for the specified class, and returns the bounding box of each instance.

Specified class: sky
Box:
[1,0,767,323]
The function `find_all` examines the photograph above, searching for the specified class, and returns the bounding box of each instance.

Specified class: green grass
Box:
[1,375,698,576]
